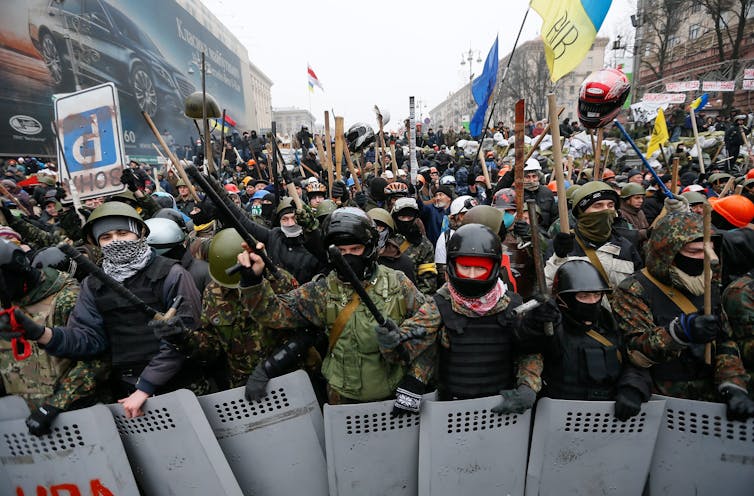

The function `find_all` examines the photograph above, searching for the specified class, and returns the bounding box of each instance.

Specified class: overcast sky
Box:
[200,0,635,133]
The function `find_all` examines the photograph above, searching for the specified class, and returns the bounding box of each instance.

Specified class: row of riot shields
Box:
[1,370,752,495]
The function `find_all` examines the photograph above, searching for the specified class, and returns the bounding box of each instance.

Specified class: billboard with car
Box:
[0,0,252,162]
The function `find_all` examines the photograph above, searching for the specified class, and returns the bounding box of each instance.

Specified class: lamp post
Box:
[460,46,482,116]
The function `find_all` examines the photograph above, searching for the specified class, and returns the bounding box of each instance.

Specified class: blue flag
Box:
[470,36,499,137]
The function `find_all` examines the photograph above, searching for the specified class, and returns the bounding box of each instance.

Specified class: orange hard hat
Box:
[709,195,754,228]
[547,180,558,192]
[224,183,240,194]
[247,159,256,166]
[601,168,616,180]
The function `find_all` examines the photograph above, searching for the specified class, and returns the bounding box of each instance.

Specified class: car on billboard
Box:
[28,0,195,117]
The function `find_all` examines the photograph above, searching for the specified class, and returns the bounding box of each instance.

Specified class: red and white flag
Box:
[308,64,324,92]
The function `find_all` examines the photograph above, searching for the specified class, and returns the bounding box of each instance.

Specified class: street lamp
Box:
[460,46,483,82]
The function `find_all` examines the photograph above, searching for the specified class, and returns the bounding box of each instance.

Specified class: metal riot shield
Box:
[649,394,754,496]
[0,396,30,421]
[418,395,531,496]
[107,388,243,495]
[197,370,328,496]
[0,404,139,495]
[324,392,435,496]
[526,397,666,496]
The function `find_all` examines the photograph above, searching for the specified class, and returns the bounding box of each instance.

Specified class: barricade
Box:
[198,370,328,496]
[324,393,435,496]
[418,395,531,496]
[526,397,666,496]
[107,388,243,495]
[0,395,30,421]
[0,404,140,495]
[648,395,754,496]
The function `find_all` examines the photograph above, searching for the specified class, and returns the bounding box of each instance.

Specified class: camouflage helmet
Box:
[83,201,148,244]
[208,228,244,288]
[367,207,395,231]
[461,205,505,238]
[184,91,221,119]
[620,183,646,199]
[315,199,338,220]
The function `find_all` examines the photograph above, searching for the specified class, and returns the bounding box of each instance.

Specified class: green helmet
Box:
[620,183,646,199]
[571,181,619,216]
[83,201,148,244]
[183,91,221,119]
[175,179,187,188]
[367,208,395,231]
[708,172,732,185]
[37,174,56,186]
[315,199,338,220]
[461,205,504,237]
[109,189,137,204]
[276,197,295,218]
[681,191,708,205]
[565,184,581,202]
[208,228,244,288]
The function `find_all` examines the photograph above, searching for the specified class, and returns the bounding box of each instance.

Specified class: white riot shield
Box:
[418,395,531,496]
[526,397,666,496]
[649,395,754,496]
[0,396,30,421]
[324,393,435,496]
[107,388,242,495]
[0,404,139,495]
[198,370,328,496]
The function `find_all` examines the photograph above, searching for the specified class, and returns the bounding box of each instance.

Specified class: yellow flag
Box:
[532,0,613,83]
[646,107,669,158]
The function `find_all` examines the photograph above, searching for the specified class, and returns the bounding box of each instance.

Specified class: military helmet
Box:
[31,246,77,277]
[315,199,338,220]
[276,197,295,218]
[367,207,395,231]
[620,183,646,199]
[184,91,222,119]
[108,189,137,204]
[83,201,148,244]
[681,191,708,205]
[552,259,611,296]
[145,217,186,255]
[571,181,619,216]
[208,228,244,288]
[175,179,188,188]
[461,205,505,238]
[446,223,502,298]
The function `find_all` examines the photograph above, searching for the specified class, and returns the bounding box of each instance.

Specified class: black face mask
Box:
[395,218,420,241]
[335,254,372,281]
[559,293,602,326]
[261,203,275,220]
[673,252,704,276]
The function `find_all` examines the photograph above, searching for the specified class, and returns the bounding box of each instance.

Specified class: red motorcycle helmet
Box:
[578,68,630,129]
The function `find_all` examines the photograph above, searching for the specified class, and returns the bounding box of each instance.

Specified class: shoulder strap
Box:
[639,268,698,314]
[328,284,370,352]
[585,329,623,364]
[575,235,611,289]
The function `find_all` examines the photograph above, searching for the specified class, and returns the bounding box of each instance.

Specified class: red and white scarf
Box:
[448,279,505,315]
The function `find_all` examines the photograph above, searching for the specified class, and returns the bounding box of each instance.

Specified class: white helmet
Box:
[524,158,542,172]
[450,195,476,216]
[440,175,457,185]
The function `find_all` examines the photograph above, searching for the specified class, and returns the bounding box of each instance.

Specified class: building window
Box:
[691,2,701,13]
[670,35,681,47]
[689,24,701,40]
[569,85,575,95]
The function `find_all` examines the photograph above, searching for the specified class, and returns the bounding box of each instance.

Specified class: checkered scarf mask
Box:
[101,238,152,282]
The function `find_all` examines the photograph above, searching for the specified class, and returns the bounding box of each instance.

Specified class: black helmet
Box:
[0,239,38,306]
[346,123,376,153]
[446,224,502,298]
[552,259,610,325]
[323,207,379,280]
[153,208,189,232]
[32,247,81,280]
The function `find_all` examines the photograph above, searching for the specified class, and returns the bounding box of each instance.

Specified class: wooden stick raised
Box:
[334,117,344,182]
[142,111,199,202]
[514,99,525,220]
[548,94,569,232]
[671,157,680,195]
[324,111,334,198]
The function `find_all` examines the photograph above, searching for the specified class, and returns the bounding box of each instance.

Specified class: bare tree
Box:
[491,41,550,125]
[639,0,690,82]
[700,0,754,110]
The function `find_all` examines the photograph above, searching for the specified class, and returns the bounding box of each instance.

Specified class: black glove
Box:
[26,404,61,436]
[491,384,537,414]
[120,168,139,192]
[0,309,45,341]
[375,318,402,349]
[239,262,263,287]
[354,191,368,209]
[553,232,575,258]
[721,386,754,421]
[521,297,561,333]
[675,313,721,344]
[244,362,271,402]
[392,375,425,416]
[614,387,644,421]
[513,220,531,239]
[148,316,187,340]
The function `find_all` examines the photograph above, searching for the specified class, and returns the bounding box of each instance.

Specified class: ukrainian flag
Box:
[689,93,708,111]
[532,0,613,83]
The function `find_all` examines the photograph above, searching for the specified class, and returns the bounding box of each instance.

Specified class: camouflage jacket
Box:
[239,265,433,390]
[392,233,437,295]
[722,272,754,388]
[397,284,544,393]
[189,268,298,387]
[613,212,749,400]
[0,268,109,410]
